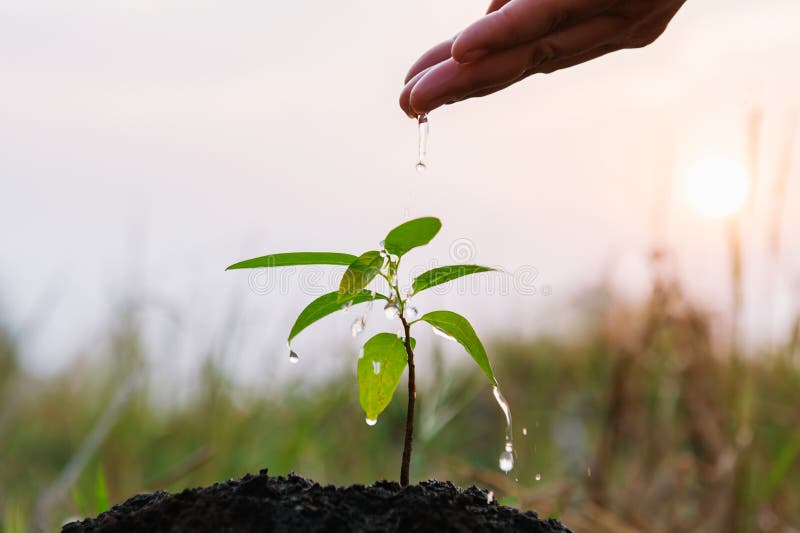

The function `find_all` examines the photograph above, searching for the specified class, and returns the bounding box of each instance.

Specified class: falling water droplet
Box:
[415,113,429,172]
[384,302,399,319]
[535,473,542,481]
[351,315,367,337]
[499,448,514,472]
[289,350,300,364]
[522,428,528,436]
[365,417,377,426]
[486,491,494,504]
[431,325,456,342]
[493,386,515,473]
[372,360,382,375]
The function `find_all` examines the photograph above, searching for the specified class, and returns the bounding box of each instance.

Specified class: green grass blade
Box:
[95,467,109,514]
[383,217,441,257]
[760,427,800,501]
[411,265,494,294]
[288,290,388,343]
[419,310,496,386]
[226,252,357,271]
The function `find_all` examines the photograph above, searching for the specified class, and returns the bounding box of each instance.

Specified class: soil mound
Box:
[63,470,571,532]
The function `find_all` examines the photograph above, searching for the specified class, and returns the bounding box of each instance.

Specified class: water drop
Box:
[407,306,419,318]
[431,325,456,342]
[384,302,399,319]
[289,350,299,364]
[372,360,382,375]
[351,315,366,337]
[493,387,512,433]
[535,473,542,481]
[499,450,514,472]
[415,113,429,172]
[522,427,527,436]
[493,386,515,473]
[486,491,494,504]
[365,417,377,426]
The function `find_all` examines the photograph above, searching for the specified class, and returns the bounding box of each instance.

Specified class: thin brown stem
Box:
[399,314,415,486]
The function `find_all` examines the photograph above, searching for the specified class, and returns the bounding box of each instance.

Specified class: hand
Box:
[399,0,686,117]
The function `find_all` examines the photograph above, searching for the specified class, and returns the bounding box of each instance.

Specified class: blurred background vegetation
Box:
[1,258,799,532]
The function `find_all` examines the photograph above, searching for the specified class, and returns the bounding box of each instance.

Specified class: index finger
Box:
[452,0,615,62]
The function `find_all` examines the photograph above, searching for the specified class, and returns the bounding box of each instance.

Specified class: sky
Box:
[1,0,799,388]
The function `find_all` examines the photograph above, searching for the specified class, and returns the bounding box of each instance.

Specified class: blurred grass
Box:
[0,276,799,532]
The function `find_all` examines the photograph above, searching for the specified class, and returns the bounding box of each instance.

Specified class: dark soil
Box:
[63,470,572,533]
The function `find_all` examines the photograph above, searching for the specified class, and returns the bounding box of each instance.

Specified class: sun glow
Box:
[683,154,749,219]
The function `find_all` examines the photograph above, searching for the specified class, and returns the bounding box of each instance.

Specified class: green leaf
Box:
[338,251,384,303]
[288,290,388,343]
[419,310,496,386]
[383,217,441,257]
[95,467,109,514]
[226,252,357,271]
[411,264,495,294]
[358,333,413,421]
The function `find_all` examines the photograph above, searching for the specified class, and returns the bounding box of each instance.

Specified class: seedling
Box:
[227,217,511,485]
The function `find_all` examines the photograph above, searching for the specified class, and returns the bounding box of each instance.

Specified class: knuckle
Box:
[529,40,558,67]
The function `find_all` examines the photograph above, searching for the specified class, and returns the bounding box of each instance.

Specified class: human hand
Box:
[400,0,686,117]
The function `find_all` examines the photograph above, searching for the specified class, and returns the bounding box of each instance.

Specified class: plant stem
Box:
[399,313,415,486]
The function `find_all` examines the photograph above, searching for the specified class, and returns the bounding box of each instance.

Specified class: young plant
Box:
[227,217,505,485]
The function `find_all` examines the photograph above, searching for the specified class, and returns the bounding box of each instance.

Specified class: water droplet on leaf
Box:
[372,360,381,374]
[365,417,377,426]
[431,325,456,342]
[522,428,527,436]
[535,473,542,481]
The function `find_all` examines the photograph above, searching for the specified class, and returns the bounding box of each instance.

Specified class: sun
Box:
[683,154,749,219]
